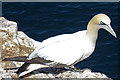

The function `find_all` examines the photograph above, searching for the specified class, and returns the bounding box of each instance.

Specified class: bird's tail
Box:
[18,64,49,78]
[2,56,30,76]
[2,56,50,77]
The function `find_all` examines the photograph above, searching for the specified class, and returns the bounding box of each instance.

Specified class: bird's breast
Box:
[76,38,95,62]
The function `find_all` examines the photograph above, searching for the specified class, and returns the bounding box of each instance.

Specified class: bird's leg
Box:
[65,66,81,72]
[49,67,56,73]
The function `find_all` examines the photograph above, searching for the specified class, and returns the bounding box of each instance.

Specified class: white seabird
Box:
[3,13,117,77]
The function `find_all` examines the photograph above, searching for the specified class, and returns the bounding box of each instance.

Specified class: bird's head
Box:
[89,14,117,38]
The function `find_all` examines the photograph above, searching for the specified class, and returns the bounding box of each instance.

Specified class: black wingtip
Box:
[2,56,27,62]
[2,58,9,61]
[15,63,30,75]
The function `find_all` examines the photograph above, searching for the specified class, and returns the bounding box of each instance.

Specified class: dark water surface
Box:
[2,2,119,78]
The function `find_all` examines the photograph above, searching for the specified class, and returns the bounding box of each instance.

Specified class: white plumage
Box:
[29,31,94,66]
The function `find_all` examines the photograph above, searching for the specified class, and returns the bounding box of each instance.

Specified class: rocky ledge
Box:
[0,17,112,79]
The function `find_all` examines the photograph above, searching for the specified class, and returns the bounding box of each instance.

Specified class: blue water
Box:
[2,2,119,78]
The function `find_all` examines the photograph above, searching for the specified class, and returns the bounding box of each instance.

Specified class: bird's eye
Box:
[99,21,106,25]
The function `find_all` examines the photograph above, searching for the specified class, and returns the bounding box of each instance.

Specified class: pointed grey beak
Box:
[102,24,117,38]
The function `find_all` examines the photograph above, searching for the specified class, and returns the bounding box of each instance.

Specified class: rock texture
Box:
[0,17,40,78]
[24,68,110,78]
[0,17,112,79]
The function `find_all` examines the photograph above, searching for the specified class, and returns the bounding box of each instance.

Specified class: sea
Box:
[2,2,119,78]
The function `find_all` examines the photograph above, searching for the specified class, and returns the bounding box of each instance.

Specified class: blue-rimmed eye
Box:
[99,21,106,25]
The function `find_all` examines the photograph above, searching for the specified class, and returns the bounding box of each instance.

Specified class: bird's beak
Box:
[101,24,117,38]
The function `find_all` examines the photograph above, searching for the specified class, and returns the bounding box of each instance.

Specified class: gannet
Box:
[3,14,117,77]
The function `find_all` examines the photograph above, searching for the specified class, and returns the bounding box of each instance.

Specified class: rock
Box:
[22,67,112,79]
[0,17,40,79]
[0,17,112,79]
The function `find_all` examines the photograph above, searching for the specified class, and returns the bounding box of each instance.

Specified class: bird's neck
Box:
[86,23,99,45]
